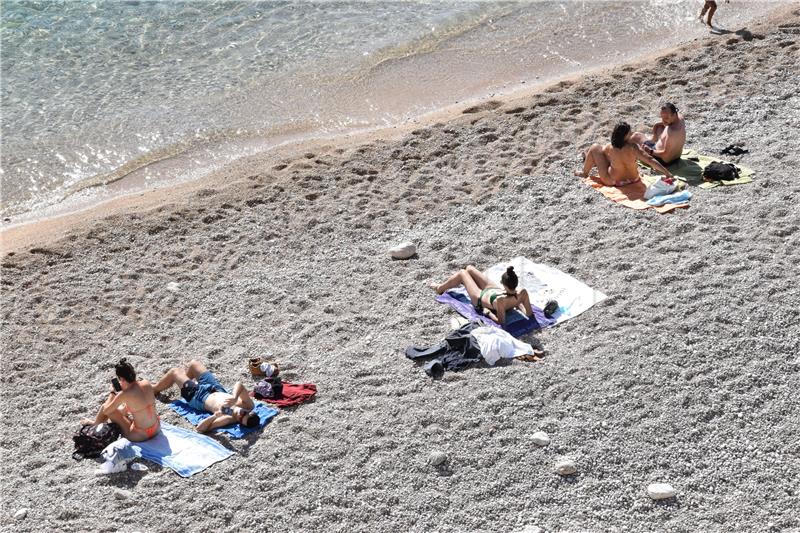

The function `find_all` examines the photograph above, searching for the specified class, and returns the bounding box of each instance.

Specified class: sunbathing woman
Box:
[81,358,160,441]
[431,265,533,325]
[575,122,674,186]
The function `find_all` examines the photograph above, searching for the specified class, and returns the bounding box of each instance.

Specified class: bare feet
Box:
[574,169,587,178]
[429,281,443,294]
[80,417,95,425]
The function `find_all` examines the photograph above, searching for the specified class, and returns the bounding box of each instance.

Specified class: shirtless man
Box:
[575,121,674,186]
[153,360,260,433]
[631,103,686,166]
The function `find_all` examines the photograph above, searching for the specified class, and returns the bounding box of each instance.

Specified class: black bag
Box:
[72,422,122,460]
[703,161,740,182]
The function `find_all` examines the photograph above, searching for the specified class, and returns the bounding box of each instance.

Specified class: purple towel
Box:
[436,288,555,337]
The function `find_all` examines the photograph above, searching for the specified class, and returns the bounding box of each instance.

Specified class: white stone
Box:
[555,458,577,476]
[389,241,416,259]
[429,451,448,466]
[166,281,180,292]
[113,488,133,500]
[647,483,677,500]
[14,509,28,520]
[512,526,542,533]
[531,431,550,446]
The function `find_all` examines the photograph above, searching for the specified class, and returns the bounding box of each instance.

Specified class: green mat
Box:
[640,149,754,188]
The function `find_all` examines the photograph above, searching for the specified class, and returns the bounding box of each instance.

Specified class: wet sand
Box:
[2,5,800,533]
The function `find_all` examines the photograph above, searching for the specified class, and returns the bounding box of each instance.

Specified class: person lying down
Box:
[153,359,260,433]
[431,265,532,325]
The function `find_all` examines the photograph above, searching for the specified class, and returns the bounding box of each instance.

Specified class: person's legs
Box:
[434,269,482,306]
[517,288,534,317]
[186,359,208,380]
[706,1,717,26]
[153,367,190,394]
[465,265,491,290]
[575,144,611,182]
[433,269,467,294]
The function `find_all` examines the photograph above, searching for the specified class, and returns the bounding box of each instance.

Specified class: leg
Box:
[700,0,710,19]
[186,359,208,380]
[706,1,716,26]
[152,367,190,394]
[629,132,648,146]
[434,269,482,306]
[433,269,468,294]
[517,288,533,318]
[465,265,491,290]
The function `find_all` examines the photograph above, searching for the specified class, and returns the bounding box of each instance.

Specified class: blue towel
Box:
[169,400,279,438]
[646,190,692,206]
[103,423,234,478]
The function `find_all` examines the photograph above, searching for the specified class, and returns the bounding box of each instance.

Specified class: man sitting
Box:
[631,102,686,166]
[576,122,674,186]
[153,359,260,433]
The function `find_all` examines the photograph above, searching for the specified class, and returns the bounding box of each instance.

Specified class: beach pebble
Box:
[531,431,551,446]
[512,526,542,533]
[555,458,577,476]
[166,281,180,292]
[647,483,677,500]
[113,489,133,500]
[389,241,416,259]
[14,508,28,520]
[429,451,448,466]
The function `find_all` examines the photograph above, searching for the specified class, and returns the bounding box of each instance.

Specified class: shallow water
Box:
[0,0,777,220]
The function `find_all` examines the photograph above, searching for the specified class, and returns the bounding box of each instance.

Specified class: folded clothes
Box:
[646,190,693,206]
[102,423,234,477]
[470,326,535,366]
[169,400,278,438]
[250,382,318,408]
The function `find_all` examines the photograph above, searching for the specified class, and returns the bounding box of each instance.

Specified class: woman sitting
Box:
[81,358,160,441]
[431,265,533,325]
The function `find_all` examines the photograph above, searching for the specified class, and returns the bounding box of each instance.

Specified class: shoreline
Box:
[1,2,787,254]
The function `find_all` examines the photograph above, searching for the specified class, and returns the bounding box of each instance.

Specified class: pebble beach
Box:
[2,4,800,533]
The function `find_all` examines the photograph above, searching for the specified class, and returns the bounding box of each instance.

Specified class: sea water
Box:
[0,1,776,221]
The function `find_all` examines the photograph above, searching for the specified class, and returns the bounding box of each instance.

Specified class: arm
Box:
[197,412,237,433]
[648,127,672,159]
[636,145,674,179]
[231,382,255,410]
[100,390,127,417]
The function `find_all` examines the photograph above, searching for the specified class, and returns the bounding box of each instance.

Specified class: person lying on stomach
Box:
[153,359,260,433]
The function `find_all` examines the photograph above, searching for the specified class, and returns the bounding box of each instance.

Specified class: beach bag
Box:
[72,422,121,460]
[703,161,739,182]
[253,376,283,400]
[644,176,677,200]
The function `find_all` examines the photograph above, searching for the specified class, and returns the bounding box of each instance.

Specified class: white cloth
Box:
[471,326,535,365]
[644,177,677,200]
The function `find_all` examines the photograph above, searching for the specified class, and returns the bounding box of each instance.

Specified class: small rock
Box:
[555,458,577,476]
[166,281,180,292]
[113,489,133,500]
[14,508,28,520]
[389,241,416,260]
[429,451,448,466]
[647,483,677,500]
[531,431,550,446]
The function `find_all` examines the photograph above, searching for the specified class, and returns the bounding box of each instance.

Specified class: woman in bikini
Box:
[81,358,160,441]
[431,265,533,325]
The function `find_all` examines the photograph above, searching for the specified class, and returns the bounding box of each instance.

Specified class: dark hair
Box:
[243,412,260,429]
[611,122,631,149]
[500,266,518,291]
[115,358,136,382]
[661,102,678,115]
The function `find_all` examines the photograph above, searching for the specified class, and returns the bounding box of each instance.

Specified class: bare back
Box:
[603,143,641,183]
[120,381,158,429]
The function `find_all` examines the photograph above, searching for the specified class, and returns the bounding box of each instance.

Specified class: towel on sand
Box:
[169,400,278,438]
[436,257,607,337]
[642,148,755,188]
[103,423,233,477]
[647,190,693,206]
[249,382,318,408]
[583,174,689,213]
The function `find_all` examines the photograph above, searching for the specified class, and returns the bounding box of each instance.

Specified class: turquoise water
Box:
[1,1,496,215]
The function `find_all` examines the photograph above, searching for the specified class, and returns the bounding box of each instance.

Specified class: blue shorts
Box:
[184,371,229,412]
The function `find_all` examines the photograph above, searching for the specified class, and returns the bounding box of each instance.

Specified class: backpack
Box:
[703,161,740,182]
[253,376,283,400]
[72,422,122,460]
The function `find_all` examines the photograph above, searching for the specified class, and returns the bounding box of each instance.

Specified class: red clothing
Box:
[251,382,317,407]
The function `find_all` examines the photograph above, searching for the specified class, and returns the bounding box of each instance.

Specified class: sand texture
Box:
[2,8,800,533]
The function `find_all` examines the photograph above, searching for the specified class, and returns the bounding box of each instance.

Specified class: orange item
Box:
[583,176,689,214]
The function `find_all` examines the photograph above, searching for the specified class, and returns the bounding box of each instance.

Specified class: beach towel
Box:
[436,257,607,337]
[583,174,689,213]
[169,400,279,438]
[102,423,233,477]
[250,382,317,408]
[642,149,755,188]
[646,190,693,207]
